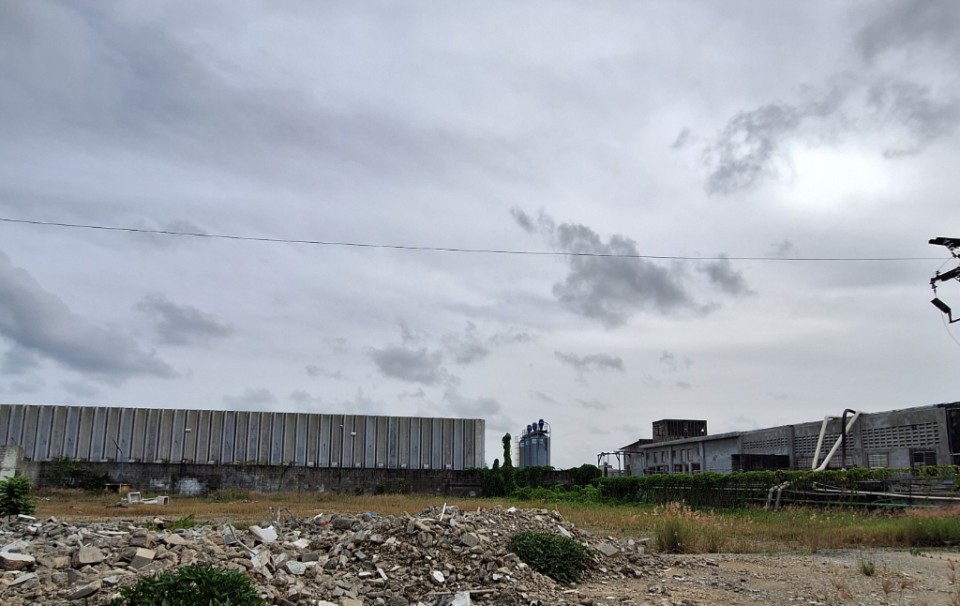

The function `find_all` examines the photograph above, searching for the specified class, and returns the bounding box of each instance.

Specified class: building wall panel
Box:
[0,404,486,470]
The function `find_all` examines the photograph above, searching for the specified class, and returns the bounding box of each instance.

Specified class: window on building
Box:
[911,449,937,467]
[867,453,889,469]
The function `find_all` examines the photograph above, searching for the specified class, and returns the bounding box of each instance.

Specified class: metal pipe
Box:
[840,408,856,469]
[814,411,861,471]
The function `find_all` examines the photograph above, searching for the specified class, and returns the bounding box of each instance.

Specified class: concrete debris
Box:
[249,524,279,543]
[0,504,666,605]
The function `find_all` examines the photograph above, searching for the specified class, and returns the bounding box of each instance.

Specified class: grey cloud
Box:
[9,378,43,394]
[290,390,323,405]
[0,250,175,383]
[513,211,749,324]
[305,365,344,380]
[442,388,512,434]
[698,256,752,296]
[442,323,490,365]
[510,207,536,233]
[370,346,447,385]
[530,391,557,404]
[223,387,276,410]
[671,127,692,149]
[61,380,101,398]
[136,294,233,346]
[768,240,798,258]
[552,222,691,326]
[323,337,348,354]
[1,346,40,375]
[659,351,677,372]
[702,103,805,195]
[856,1,960,61]
[867,79,960,157]
[488,329,536,346]
[555,351,625,375]
[676,381,693,389]
[398,388,426,400]
[575,398,611,411]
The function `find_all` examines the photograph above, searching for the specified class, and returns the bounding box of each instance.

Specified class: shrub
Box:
[0,476,35,518]
[105,565,263,606]
[507,531,593,584]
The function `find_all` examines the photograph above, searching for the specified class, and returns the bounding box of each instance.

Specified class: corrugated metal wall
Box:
[0,404,485,469]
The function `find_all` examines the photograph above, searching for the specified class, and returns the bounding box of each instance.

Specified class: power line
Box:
[0,216,946,262]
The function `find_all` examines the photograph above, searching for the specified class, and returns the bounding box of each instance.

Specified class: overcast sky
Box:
[1,1,959,469]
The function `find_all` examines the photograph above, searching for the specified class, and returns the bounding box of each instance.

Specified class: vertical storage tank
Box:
[518,419,550,468]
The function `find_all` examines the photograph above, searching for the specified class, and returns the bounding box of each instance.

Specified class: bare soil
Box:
[576,550,960,606]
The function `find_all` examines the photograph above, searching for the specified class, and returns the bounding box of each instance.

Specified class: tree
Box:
[502,433,516,494]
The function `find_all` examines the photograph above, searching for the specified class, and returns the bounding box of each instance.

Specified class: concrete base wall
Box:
[24,460,579,497]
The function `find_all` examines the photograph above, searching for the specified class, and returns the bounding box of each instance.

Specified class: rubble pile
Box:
[0,505,666,605]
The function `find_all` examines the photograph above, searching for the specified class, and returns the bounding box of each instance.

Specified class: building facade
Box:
[621,402,960,476]
[0,404,485,470]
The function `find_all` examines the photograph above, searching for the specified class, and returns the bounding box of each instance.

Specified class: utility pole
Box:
[929,237,960,324]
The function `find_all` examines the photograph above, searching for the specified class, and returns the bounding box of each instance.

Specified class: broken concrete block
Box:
[249,525,278,543]
[0,552,35,571]
[71,546,105,568]
[596,541,619,557]
[67,579,101,600]
[126,547,156,570]
[163,533,189,546]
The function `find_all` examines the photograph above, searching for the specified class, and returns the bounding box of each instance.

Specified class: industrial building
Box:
[0,404,485,470]
[619,402,960,476]
[518,419,551,468]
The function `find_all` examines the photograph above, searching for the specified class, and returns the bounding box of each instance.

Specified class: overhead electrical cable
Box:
[0,216,946,262]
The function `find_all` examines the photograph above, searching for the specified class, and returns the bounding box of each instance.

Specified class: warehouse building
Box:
[0,404,485,470]
[620,402,960,476]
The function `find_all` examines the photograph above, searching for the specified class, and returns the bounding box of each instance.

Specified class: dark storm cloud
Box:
[0,250,174,383]
[136,294,233,346]
[698,255,752,296]
[555,351,625,375]
[512,209,743,326]
[369,346,448,385]
[1,346,40,375]
[223,387,276,410]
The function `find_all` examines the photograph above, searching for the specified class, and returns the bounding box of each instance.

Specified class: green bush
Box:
[507,531,593,584]
[106,565,263,606]
[0,476,35,518]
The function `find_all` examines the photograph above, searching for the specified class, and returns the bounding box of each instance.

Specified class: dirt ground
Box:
[575,550,960,606]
